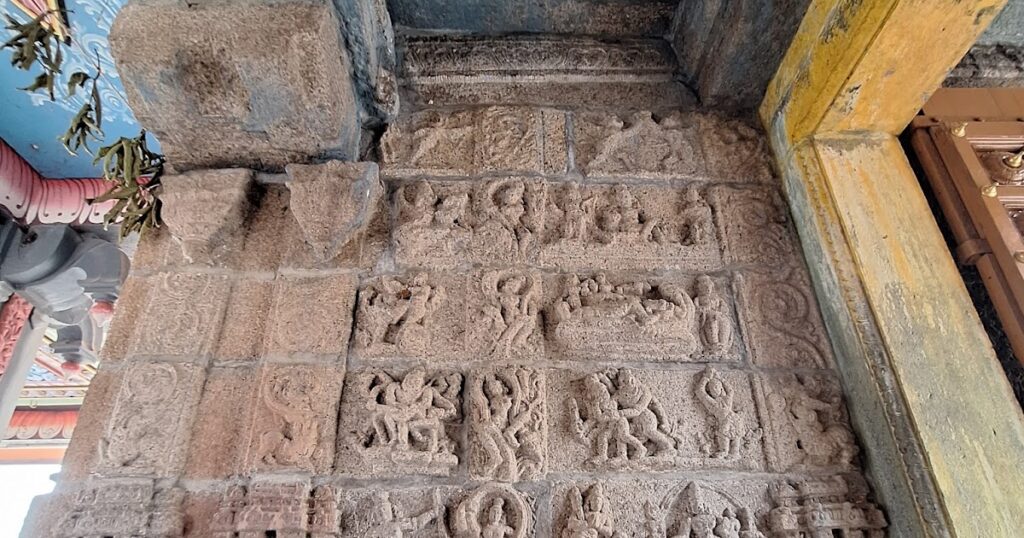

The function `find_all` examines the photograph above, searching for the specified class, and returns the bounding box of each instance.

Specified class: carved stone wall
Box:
[24,101,885,536]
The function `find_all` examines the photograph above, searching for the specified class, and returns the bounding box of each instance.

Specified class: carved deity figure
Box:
[694,367,741,459]
[452,485,531,538]
[658,483,763,538]
[363,491,443,538]
[363,367,462,465]
[355,275,446,351]
[594,185,660,244]
[694,277,733,354]
[396,180,470,231]
[562,484,623,538]
[468,369,546,481]
[570,369,678,467]
[480,271,541,356]
[678,187,713,246]
[476,179,544,257]
[783,376,858,468]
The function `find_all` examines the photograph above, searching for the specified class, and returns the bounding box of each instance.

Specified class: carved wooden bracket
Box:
[285,161,382,261]
[160,169,255,266]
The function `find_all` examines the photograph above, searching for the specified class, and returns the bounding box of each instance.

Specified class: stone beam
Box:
[669,0,812,109]
[760,1,1024,537]
[109,0,364,172]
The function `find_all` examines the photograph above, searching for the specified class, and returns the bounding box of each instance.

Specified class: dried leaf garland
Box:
[3,12,63,100]
[90,131,164,239]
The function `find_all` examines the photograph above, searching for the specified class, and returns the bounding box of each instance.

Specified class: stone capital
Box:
[160,169,255,266]
[285,161,382,261]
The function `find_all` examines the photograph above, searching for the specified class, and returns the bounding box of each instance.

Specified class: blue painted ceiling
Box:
[0,0,157,178]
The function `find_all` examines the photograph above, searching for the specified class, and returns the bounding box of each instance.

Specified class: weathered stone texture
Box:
[35,94,884,536]
[160,168,255,266]
[110,0,361,171]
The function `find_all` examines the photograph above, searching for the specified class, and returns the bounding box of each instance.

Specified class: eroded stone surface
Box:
[242,364,344,474]
[336,366,463,477]
[266,274,357,358]
[754,371,859,472]
[98,361,204,477]
[736,267,835,369]
[539,183,721,271]
[545,272,737,362]
[709,185,799,269]
[39,479,185,538]
[110,0,361,171]
[129,272,231,358]
[550,368,764,473]
[573,111,704,179]
[467,367,547,482]
[382,107,567,176]
[285,161,384,261]
[160,168,254,266]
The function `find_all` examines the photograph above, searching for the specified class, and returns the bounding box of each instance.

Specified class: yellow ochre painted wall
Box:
[761,1,1024,536]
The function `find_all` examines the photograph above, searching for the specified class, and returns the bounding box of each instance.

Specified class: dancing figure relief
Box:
[468,368,546,481]
[570,369,679,467]
[362,367,462,466]
[479,271,541,356]
[355,275,446,352]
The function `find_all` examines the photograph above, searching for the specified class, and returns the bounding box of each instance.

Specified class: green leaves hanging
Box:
[3,11,165,238]
[90,131,164,239]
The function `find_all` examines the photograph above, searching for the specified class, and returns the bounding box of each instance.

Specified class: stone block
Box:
[129,272,232,359]
[98,274,151,363]
[207,479,341,537]
[572,111,705,179]
[550,478,770,538]
[335,366,463,477]
[128,225,175,273]
[109,0,361,171]
[547,367,765,473]
[735,267,835,369]
[544,272,740,363]
[708,185,800,269]
[285,161,384,261]
[391,178,548,269]
[466,367,547,482]
[60,367,122,481]
[185,365,256,479]
[697,113,775,183]
[338,483,537,538]
[265,274,357,359]
[215,278,275,362]
[538,182,722,272]
[753,371,860,473]
[41,479,186,538]
[352,270,544,363]
[241,364,344,474]
[97,361,205,477]
[382,107,567,176]
[160,169,255,266]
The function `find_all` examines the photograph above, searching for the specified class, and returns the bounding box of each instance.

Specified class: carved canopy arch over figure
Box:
[452,484,533,538]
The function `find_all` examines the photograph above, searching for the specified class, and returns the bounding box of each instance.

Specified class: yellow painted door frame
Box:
[761,1,1024,536]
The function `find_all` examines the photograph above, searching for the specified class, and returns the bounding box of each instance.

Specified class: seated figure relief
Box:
[451,484,533,538]
[354,274,446,356]
[547,273,733,361]
[393,179,546,267]
[467,368,546,482]
[562,483,624,538]
[540,183,720,271]
[359,367,463,468]
[570,369,680,468]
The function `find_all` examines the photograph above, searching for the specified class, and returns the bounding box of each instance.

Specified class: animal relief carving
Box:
[451,484,533,538]
[393,179,546,267]
[468,368,547,481]
[254,368,322,471]
[574,111,703,178]
[570,369,679,469]
[758,374,859,471]
[540,183,720,271]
